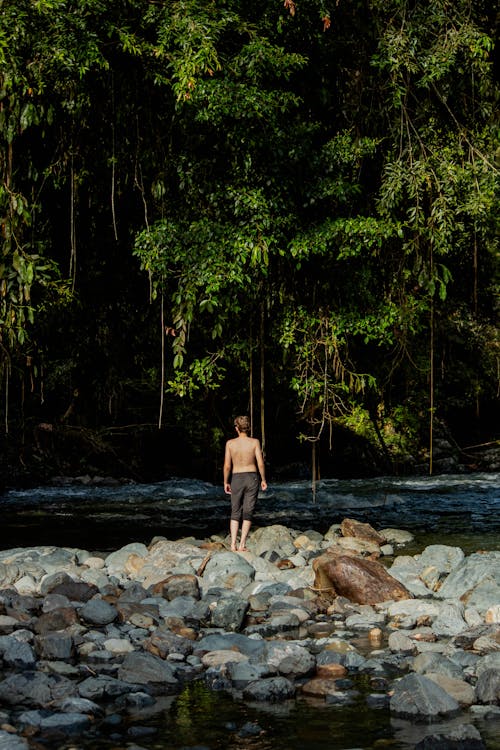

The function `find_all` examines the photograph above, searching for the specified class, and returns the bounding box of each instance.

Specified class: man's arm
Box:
[223,442,232,493]
[255,440,267,491]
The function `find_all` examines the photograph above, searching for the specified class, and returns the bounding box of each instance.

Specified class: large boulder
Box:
[313,552,412,604]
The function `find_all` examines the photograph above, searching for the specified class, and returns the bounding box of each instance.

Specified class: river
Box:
[1,472,499,749]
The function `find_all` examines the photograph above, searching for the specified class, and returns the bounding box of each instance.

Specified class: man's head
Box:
[234,415,251,434]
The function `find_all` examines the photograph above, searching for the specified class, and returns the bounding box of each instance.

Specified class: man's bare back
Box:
[223,426,267,494]
[226,435,262,473]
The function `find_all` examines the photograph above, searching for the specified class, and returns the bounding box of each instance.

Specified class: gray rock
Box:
[431,602,467,637]
[119,582,149,603]
[225,661,271,688]
[0,672,76,707]
[413,653,463,680]
[35,633,73,661]
[242,676,295,702]
[105,543,149,576]
[58,696,103,714]
[122,691,156,709]
[265,642,315,677]
[475,652,500,677]
[249,525,297,557]
[390,673,460,718]
[79,598,118,626]
[78,675,142,699]
[418,546,465,575]
[387,631,415,655]
[244,613,300,638]
[379,528,414,545]
[118,652,179,694]
[153,574,200,601]
[195,632,265,659]
[23,710,92,734]
[39,571,74,595]
[202,552,255,592]
[0,730,29,749]
[159,595,201,620]
[414,723,486,749]
[475,668,500,704]
[436,552,500,612]
[211,595,248,632]
[0,636,36,670]
[42,593,72,612]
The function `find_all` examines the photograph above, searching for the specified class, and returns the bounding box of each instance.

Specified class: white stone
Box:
[103,638,135,654]
[13,575,38,595]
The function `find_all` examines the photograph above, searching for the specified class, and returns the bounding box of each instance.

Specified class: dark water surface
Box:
[1,473,499,749]
[1,472,499,551]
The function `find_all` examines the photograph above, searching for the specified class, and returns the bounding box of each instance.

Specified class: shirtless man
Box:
[223,415,267,552]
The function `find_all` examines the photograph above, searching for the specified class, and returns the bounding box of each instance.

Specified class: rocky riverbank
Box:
[0,519,499,749]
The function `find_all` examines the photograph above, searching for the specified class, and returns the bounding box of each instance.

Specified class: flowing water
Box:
[1,472,499,749]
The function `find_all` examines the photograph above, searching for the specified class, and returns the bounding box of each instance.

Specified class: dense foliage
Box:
[0,0,498,482]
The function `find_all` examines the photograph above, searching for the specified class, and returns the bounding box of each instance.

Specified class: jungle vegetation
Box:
[0,0,498,483]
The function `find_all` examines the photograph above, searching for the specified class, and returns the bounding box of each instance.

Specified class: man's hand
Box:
[261,480,267,491]
[224,483,232,494]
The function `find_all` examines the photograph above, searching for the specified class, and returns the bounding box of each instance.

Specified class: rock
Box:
[79,598,118,626]
[418,545,465,576]
[201,650,249,669]
[0,672,77,707]
[117,652,179,694]
[436,552,500,612]
[34,607,78,633]
[485,605,500,623]
[211,595,248,631]
[78,675,140,700]
[195,632,265,659]
[431,602,468,637]
[379,528,414,545]
[151,574,200,601]
[388,632,416,655]
[424,673,475,706]
[475,668,500,704]
[313,552,412,604]
[242,676,295,702]
[0,636,36,670]
[226,661,270,689]
[0,729,29,749]
[265,642,316,677]
[19,710,92,734]
[35,633,74,661]
[412,653,463,680]
[136,540,205,587]
[105,543,149,577]
[202,552,255,592]
[390,673,460,718]
[103,637,135,654]
[249,525,297,557]
[301,678,341,697]
[414,723,486,749]
[49,580,99,602]
[340,518,386,545]
[144,629,193,659]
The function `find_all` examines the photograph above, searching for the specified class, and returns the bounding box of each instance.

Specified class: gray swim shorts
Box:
[230,472,259,522]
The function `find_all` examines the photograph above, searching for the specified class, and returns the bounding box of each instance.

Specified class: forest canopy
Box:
[0,0,498,482]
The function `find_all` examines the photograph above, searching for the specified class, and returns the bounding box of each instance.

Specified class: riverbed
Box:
[1,472,499,750]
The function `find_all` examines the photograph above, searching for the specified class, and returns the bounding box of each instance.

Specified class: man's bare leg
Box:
[230,519,239,551]
[238,519,251,551]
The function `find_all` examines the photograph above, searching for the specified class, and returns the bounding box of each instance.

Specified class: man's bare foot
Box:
[238,546,248,552]
[231,546,237,552]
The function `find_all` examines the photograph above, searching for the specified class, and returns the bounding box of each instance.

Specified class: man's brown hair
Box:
[234,415,251,433]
